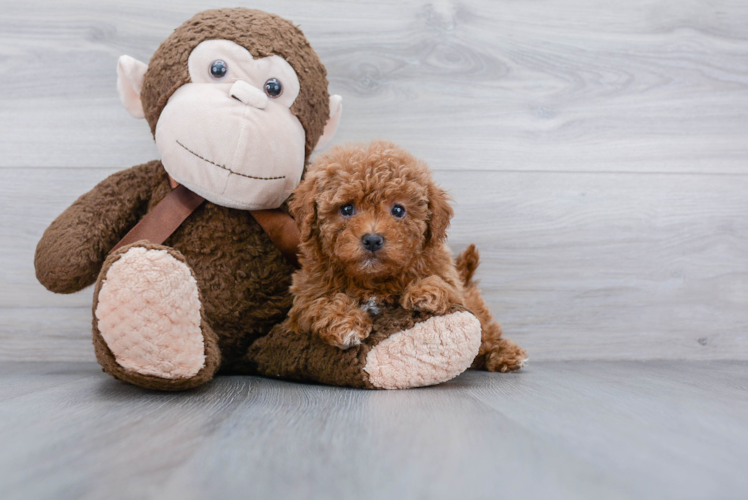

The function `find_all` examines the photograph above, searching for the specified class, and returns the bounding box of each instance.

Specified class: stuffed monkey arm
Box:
[34,161,160,294]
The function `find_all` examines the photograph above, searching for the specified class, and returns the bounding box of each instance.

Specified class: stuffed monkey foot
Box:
[92,242,220,391]
[247,305,481,389]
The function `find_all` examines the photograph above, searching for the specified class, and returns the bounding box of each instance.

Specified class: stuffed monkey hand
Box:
[247,304,481,389]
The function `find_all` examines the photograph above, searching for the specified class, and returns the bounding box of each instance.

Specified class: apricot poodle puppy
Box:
[287,140,526,372]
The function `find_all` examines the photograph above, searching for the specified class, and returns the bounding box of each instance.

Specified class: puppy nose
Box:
[362,233,384,252]
[230,80,267,109]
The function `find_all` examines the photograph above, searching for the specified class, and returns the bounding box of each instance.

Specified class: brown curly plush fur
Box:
[34,9,335,389]
[35,161,296,376]
[287,141,526,371]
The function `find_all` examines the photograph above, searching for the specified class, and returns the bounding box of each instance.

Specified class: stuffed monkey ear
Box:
[116,55,148,119]
[313,95,342,152]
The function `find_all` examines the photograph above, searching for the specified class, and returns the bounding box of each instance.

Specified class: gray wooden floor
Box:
[1,361,746,500]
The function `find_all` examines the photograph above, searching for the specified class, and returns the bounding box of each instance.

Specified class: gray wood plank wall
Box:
[1,0,747,362]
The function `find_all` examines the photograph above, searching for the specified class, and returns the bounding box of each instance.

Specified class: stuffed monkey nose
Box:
[230,80,268,109]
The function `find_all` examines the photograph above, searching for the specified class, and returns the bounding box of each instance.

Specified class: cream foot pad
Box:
[95,247,205,379]
[364,311,481,389]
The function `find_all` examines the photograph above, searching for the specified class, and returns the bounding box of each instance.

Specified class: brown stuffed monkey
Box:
[34,8,495,391]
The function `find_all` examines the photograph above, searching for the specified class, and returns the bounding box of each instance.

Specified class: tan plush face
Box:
[115,8,343,210]
[155,40,306,210]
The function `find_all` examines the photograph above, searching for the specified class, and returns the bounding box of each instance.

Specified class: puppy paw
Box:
[401,276,460,314]
[480,338,528,373]
[318,311,373,350]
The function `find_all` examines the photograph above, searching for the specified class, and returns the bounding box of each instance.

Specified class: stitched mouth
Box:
[176,140,285,181]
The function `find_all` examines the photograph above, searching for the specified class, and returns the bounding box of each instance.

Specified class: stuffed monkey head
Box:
[117,8,342,210]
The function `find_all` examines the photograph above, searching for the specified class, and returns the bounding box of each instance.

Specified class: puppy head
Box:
[290,140,453,278]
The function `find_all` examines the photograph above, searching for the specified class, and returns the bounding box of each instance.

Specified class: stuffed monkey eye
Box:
[339,203,355,218]
[209,60,228,80]
[391,204,406,219]
[264,78,283,98]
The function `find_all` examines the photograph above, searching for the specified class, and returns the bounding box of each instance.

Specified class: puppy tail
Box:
[456,244,481,287]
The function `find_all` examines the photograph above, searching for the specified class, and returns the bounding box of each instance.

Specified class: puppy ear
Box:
[289,173,318,243]
[424,183,454,248]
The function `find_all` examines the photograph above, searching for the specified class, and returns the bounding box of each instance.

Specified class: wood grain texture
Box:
[2,168,746,361]
[0,0,747,172]
[0,361,746,500]
[1,0,747,362]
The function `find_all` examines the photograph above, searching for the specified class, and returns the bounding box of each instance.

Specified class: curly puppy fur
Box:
[287,140,526,372]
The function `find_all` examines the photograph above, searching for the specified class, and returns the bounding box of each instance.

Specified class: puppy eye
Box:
[391,204,406,219]
[209,60,228,80]
[340,203,355,217]
[264,78,283,98]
